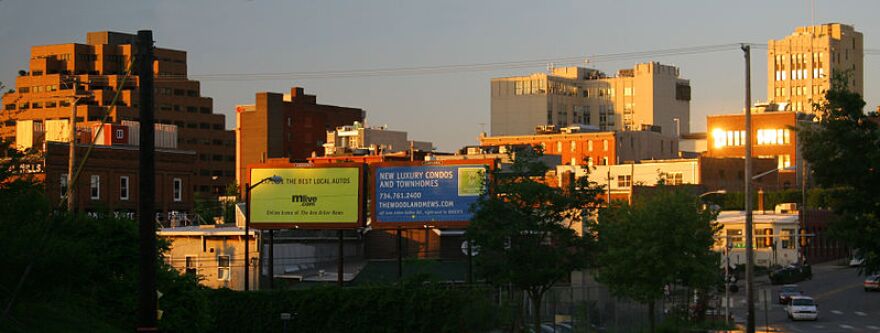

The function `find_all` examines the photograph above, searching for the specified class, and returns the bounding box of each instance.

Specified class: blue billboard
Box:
[374,164,487,225]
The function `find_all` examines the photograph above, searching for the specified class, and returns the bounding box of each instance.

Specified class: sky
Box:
[1,0,879,151]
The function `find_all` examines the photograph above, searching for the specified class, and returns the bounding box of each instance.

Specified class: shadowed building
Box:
[0,31,235,197]
[235,87,364,187]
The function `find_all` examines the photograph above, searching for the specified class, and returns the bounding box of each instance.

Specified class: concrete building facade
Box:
[235,87,364,186]
[490,62,690,137]
[159,225,259,290]
[0,31,235,196]
[323,121,432,156]
[767,23,863,113]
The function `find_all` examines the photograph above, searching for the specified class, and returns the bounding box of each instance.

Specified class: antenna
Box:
[810,0,815,27]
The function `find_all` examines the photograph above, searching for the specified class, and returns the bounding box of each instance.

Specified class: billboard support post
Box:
[244,182,251,291]
[467,240,473,284]
[397,227,403,280]
[337,230,344,287]
[268,229,274,289]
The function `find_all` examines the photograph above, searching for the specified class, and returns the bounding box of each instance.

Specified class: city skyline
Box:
[2,0,880,151]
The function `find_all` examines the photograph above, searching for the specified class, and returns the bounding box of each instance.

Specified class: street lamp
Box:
[244,175,282,291]
[698,189,727,199]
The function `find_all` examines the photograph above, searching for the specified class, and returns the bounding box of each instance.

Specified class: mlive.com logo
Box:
[292,195,318,206]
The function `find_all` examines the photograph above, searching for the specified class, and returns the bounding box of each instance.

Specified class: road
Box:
[727,262,879,332]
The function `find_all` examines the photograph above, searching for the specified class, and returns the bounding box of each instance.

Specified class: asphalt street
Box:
[727,262,879,333]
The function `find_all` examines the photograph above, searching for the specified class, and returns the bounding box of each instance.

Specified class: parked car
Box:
[778,284,802,304]
[770,264,812,285]
[865,274,880,291]
[850,257,865,267]
[785,296,818,321]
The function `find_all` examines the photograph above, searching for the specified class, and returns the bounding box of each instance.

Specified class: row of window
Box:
[61,174,182,202]
[546,139,610,153]
[773,53,825,71]
[725,228,797,249]
[506,79,615,98]
[712,129,792,148]
[773,68,825,82]
[198,154,235,162]
[156,87,199,97]
[184,255,231,281]
[158,104,212,114]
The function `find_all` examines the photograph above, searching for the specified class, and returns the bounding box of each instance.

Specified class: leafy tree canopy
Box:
[798,73,880,274]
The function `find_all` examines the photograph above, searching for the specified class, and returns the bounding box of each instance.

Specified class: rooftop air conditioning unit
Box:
[774,203,798,214]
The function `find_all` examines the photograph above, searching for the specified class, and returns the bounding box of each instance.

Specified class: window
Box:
[556,141,562,153]
[90,175,100,199]
[173,178,182,202]
[60,173,69,199]
[727,229,744,248]
[185,256,197,275]
[778,154,791,169]
[570,141,576,152]
[119,176,129,201]
[587,140,593,152]
[666,172,683,185]
[603,140,608,151]
[781,229,795,249]
[617,175,632,187]
[757,228,773,248]
[217,256,230,280]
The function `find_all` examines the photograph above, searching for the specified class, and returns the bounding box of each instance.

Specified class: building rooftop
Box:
[716,210,800,224]
[157,224,255,236]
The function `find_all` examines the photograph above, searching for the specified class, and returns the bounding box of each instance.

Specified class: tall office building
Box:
[490,62,690,137]
[767,23,863,112]
[0,31,235,196]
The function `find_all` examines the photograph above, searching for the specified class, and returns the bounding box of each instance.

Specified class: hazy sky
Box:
[2,0,879,151]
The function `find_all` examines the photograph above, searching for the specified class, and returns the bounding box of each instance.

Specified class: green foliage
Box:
[467,147,604,332]
[0,140,210,332]
[797,73,880,275]
[594,186,720,331]
[204,286,499,333]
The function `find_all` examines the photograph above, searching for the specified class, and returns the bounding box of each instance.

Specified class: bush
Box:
[204,286,499,333]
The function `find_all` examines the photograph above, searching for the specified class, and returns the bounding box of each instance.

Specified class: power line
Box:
[154,43,753,82]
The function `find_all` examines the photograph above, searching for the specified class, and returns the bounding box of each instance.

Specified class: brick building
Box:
[235,87,364,187]
[0,31,235,197]
[706,109,808,188]
[479,125,678,167]
[28,141,196,221]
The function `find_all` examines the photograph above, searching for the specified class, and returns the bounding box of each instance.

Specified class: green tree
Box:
[594,186,719,332]
[0,140,210,332]
[797,73,880,274]
[468,147,603,333]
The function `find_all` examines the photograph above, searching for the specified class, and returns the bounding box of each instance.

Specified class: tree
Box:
[0,140,210,332]
[594,186,719,332]
[797,73,880,274]
[467,147,603,333]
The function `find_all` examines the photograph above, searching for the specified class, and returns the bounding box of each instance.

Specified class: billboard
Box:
[249,165,364,229]
[372,162,489,228]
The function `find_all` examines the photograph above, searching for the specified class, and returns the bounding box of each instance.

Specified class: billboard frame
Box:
[246,162,366,230]
[369,159,495,230]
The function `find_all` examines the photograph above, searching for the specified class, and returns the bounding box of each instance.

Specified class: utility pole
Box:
[57,77,90,213]
[136,30,157,333]
[742,43,756,333]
